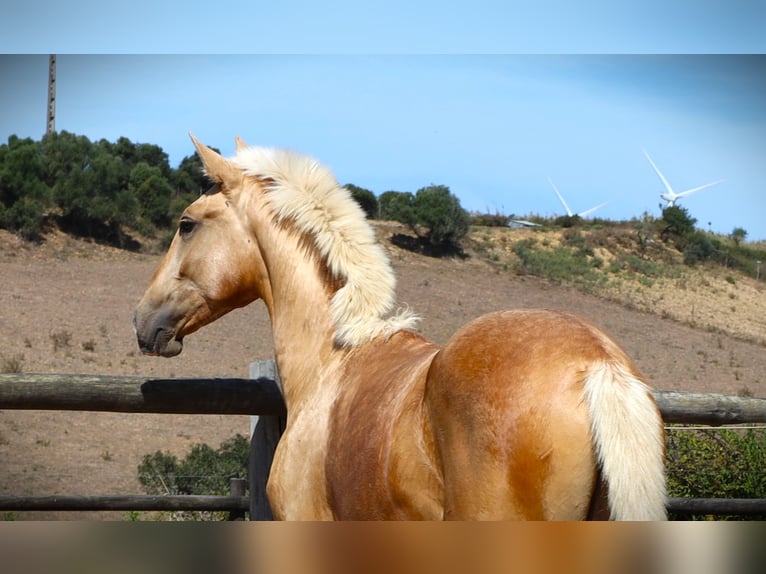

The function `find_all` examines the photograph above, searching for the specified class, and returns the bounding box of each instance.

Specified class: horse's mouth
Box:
[133,311,185,357]
[142,328,184,357]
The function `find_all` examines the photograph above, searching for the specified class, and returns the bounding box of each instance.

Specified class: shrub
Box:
[561,229,594,257]
[0,196,46,240]
[512,239,598,284]
[470,211,510,227]
[553,214,581,228]
[730,227,747,246]
[412,184,469,254]
[379,190,417,226]
[1,353,24,373]
[683,231,718,265]
[666,427,766,520]
[0,136,51,239]
[610,253,664,278]
[49,330,72,351]
[661,205,696,246]
[138,434,249,497]
[345,183,378,219]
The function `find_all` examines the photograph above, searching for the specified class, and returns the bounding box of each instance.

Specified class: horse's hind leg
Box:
[427,388,597,520]
[429,401,552,520]
[425,327,598,520]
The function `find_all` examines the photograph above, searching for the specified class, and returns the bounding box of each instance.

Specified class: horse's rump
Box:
[424,309,665,520]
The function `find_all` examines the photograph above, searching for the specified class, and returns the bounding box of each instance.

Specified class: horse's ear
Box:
[234,136,248,151]
[189,133,242,192]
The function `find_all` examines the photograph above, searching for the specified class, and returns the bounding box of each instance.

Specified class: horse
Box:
[133,134,667,520]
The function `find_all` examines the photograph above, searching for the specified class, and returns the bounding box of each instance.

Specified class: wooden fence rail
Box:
[0,478,249,517]
[0,373,285,416]
[2,367,766,519]
[3,373,766,425]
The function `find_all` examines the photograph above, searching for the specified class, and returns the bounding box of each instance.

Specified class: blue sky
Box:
[3,0,765,54]
[1,3,765,240]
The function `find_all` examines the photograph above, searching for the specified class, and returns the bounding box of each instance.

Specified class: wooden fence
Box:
[1,360,766,519]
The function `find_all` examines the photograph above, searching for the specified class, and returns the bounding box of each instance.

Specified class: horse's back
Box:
[424,309,635,519]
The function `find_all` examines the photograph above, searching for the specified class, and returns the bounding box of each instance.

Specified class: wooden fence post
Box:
[249,360,286,520]
[228,478,248,521]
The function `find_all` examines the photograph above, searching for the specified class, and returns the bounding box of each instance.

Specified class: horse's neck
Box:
[255,224,341,408]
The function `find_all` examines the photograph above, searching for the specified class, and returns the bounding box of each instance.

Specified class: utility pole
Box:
[46,55,56,135]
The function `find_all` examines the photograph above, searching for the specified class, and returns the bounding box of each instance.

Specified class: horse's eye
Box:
[178,217,196,236]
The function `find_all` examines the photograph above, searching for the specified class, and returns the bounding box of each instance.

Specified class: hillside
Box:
[461,223,766,346]
[0,223,764,520]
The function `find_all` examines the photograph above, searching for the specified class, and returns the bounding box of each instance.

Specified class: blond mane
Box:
[230,146,419,347]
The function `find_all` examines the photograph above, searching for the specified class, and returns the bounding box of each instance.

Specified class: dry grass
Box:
[465,225,766,346]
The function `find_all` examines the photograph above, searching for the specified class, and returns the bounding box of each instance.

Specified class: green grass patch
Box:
[667,427,766,520]
[512,238,600,285]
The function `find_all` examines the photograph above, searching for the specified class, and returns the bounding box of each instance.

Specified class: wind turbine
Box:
[643,149,724,208]
[548,178,607,218]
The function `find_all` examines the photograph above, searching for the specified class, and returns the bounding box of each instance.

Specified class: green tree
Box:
[102,137,172,179]
[0,135,51,238]
[412,184,469,254]
[169,152,213,227]
[134,143,172,179]
[731,227,747,246]
[1,196,46,240]
[379,190,417,226]
[130,162,174,228]
[345,183,378,219]
[660,205,697,246]
[42,131,100,232]
[173,152,210,196]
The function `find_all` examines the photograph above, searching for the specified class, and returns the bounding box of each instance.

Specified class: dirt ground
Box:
[1,226,764,520]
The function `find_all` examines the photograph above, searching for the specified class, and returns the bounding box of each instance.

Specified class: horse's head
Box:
[133,134,266,357]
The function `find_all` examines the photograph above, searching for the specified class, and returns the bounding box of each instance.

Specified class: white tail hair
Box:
[583,360,667,520]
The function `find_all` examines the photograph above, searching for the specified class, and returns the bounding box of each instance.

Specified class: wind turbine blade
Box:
[548,177,573,216]
[578,202,608,218]
[643,149,675,196]
[676,179,725,199]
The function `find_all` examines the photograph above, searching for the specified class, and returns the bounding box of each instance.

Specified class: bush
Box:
[130,162,174,228]
[0,131,191,246]
[554,214,581,228]
[345,183,378,219]
[730,227,747,246]
[0,196,46,240]
[511,238,599,284]
[138,434,249,497]
[0,136,51,238]
[683,231,718,265]
[666,427,766,520]
[469,211,510,227]
[412,184,469,254]
[379,190,416,226]
[661,205,696,245]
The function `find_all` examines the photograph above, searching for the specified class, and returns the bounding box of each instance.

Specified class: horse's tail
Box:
[583,360,667,520]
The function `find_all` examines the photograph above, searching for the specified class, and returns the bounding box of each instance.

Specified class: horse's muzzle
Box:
[133,308,184,357]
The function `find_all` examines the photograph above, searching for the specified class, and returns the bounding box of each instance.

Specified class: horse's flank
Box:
[133,135,667,520]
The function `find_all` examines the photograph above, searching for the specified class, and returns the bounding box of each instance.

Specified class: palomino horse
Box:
[134,134,667,520]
